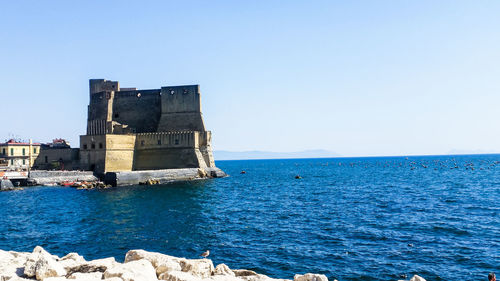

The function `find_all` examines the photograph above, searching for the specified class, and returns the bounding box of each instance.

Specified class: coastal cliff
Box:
[0,246,425,281]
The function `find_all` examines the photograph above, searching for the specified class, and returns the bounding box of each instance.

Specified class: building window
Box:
[2,148,4,155]
[83,144,88,149]
[23,159,25,165]
[22,148,26,156]
[45,156,48,163]
[175,139,179,145]
[34,148,37,154]
[99,143,103,149]
[91,143,95,149]
[141,140,145,146]
[157,139,161,145]
[10,159,13,165]
[114,113,119,118]
[10,148,13,156]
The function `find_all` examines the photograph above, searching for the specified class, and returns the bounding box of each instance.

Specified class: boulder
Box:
[23,246,66,280]
[103,259,157,281]
[215,264,235,276]
[59,253,86,271]
[65,257,117,276]
[294,274,328,281]
[68,272,103,280]
[34,256,67,280]
[180,259,214,278]
[210,275,245,281]
[0,179,15,191]
[0,249,27,281]
[233,270,258,277]
[158,270,204,281]
[410,275,426,281]
[125,249,183,276]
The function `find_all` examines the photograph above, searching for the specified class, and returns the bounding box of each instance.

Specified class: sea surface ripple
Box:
[0,155,499,281]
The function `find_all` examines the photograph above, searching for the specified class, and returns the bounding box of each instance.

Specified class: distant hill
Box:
[214,149,340,160]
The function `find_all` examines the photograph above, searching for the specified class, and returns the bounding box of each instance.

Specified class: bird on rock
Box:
[200,250,210,258]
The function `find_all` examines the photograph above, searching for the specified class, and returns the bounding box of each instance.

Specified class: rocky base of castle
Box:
[0,246,426,281]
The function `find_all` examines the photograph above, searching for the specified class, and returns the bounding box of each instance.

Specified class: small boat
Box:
[60,181,75,187]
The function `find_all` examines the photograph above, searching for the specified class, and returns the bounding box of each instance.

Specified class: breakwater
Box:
[0,246,347,281]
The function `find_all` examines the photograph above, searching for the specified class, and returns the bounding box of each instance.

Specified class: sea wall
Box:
[0,246,427,281]
[104,167,227,186]
[29,171,98,185]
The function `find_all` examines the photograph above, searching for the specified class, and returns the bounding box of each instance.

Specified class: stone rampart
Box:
[29,171,97,185]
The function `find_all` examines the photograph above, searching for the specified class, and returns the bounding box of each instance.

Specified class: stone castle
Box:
[79,79,216,173]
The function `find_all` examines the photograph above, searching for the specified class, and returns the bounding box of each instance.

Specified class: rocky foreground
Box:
[0,246,426,281]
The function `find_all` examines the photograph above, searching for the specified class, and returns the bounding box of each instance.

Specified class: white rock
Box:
[294,273,328,281]
[125,249,183,276]
[104,259,157,281]
[34,256,67,280]
[410,275,426,281]
[180,259,214,278]
[65,257,118,276]
[214,264,235,276]
[158,270,204,281]
[68,271,103,280]
[0,249,15,261]
[103,278,124,281]
[42,277,68,281]
[0,250,30,281]
[210,275,246,281]
[61,253,86,264]
[23,246,66,280]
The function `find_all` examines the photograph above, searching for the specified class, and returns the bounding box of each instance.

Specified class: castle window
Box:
[45,156,48,163]
[91,143,95,149]
[175,139,179,145]
[83,144,88,149]
[157,139,161,145]
[114,113,119,118]
[141,140,145,146]
[99,143,103,149]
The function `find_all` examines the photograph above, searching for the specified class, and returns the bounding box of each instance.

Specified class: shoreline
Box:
[0,246,426,281]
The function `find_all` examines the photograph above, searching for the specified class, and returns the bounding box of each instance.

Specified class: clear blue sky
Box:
[1,1,499,156]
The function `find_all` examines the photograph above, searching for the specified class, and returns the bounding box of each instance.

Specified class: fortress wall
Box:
[112,90,162,133]
[198,131,215,167]
[157,85,206,132]
[89,79,119,94]
[88,92,109,121]
[104,134,136,172]
[135,131,198,149]
[133,132,205,170]
[79,135,107,173]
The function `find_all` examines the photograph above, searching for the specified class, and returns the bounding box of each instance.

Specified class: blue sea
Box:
[0,155,499,281]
